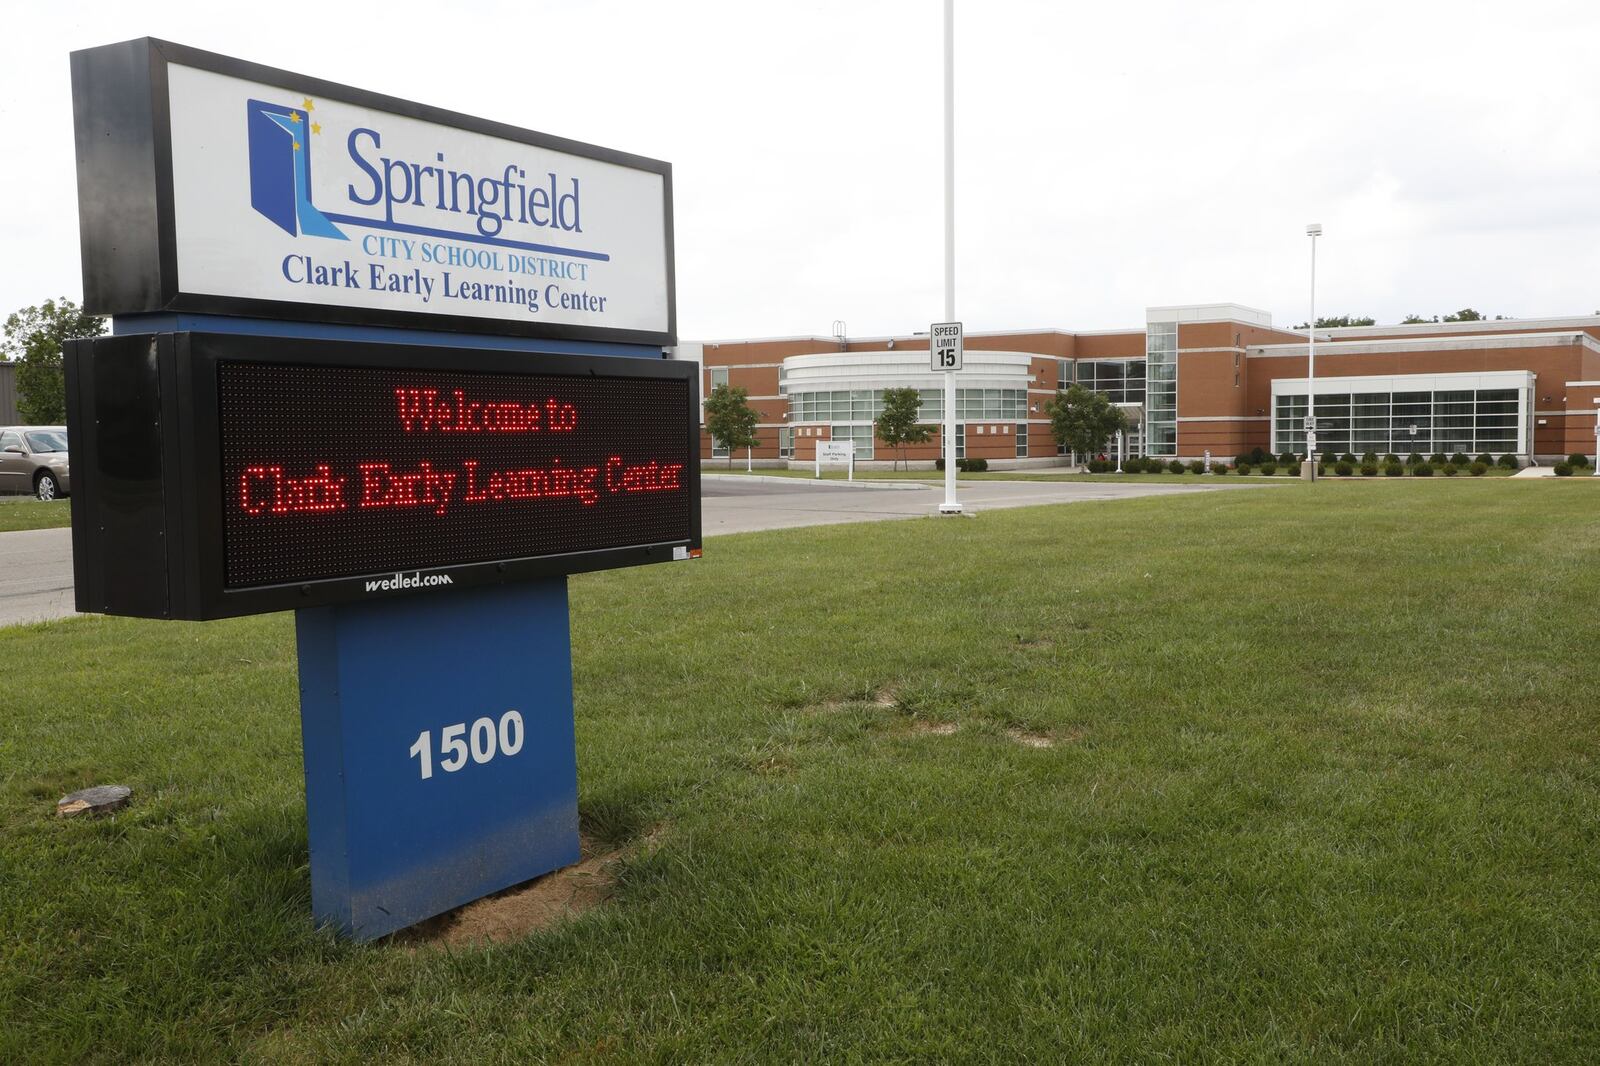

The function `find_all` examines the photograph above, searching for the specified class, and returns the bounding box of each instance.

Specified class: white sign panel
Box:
[930,321,963,371]
[164,64,670,336]
[816,440,856,463]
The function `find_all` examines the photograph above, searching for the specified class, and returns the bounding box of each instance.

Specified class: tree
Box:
[1442,308,1484,322]
[1400,314,1435,324]
[1291,315,1375,329]
[703,383,760,468]
[3,298,105,424]
[874,387,932,470]
[1045,384,1130,463]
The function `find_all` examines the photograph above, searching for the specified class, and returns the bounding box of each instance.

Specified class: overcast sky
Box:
[5,0,1600,340]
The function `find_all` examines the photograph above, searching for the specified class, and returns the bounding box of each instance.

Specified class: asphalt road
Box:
[0,477,1264,627]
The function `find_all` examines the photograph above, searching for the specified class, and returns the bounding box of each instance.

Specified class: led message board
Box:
[65,333,699,620]
[69,38,674,345]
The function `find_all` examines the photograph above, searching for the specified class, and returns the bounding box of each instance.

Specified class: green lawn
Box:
[0,496,70,531]
[706,465,1527,483]
[5,482,1600,1060]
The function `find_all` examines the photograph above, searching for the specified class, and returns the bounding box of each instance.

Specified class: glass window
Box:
[709,368,729,391]
[778,427,793,458]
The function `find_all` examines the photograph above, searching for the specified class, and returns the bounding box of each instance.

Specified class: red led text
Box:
[241,464,347,515]
[394,388,578,433]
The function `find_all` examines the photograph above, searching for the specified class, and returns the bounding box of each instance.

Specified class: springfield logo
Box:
[247,98,348,240]
[364,571,454,593]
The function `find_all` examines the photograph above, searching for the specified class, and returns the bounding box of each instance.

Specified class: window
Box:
[1017,424,1029,458]
[832,423,874,460]
[1272,385,1527,456]
[1144,324,1177,455]
[709,368,729,391]
[23,430,66,452]
[778,427,793,458]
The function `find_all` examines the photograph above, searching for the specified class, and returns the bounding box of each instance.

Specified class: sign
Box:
[1304,416,1317,431]
[65,332,700,620]
[816,440,855,463]
[70,39,674,345]
[930,321,963,371]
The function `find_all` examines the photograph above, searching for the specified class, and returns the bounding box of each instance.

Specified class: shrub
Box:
[1249,447,1268,465]
[1279,450,1297,466]
[935,457,944,470]
[1415,463,1434,477]
[1335,461,1354,476]
[1324,452,1341,467]
[1360,463,1378,477]
[1187,460,1205,474]
[1233,453,1251,469]
[1470,462,1488,476]
[1384,463,1404,477]
[1211,463,1228,475]
[958,457,988,472]
[1450,452,1470,466]
[1406,452,1424,466]
[1497,453,1518,469]
[1384,453,1400,465]
[1568,453,1590,467]
[1341,452,1358,465]
[1236,463,1252,475]
[1146,460,1168,474]
[1361,451,1378,464]
[1429,452,1447,465]
[1259,463,1277,476]
[1554,462,1574,476]
[1168,460,1185,474]
[1443,463,1458,477]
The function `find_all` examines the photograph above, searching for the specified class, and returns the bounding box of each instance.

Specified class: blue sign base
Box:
[295,578,579,940]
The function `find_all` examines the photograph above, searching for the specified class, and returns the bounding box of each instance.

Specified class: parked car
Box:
[0,426,70,500]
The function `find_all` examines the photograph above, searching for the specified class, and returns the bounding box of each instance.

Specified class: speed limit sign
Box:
[930,321,963,372]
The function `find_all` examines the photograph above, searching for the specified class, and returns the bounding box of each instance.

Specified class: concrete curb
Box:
[701,474,930,491]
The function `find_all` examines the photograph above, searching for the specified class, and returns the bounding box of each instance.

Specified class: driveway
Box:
[1,476,1265,626]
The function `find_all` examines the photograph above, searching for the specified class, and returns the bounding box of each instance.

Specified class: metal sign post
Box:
[931,321,963,513]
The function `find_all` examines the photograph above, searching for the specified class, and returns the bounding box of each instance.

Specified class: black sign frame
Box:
[70,38,676,346]
[65,332,700,620]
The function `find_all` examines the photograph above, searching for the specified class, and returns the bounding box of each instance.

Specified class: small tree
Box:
[703,383,760,468]
[875,387,932,470]
[3,298,106,424]
[1045,384,1130,464]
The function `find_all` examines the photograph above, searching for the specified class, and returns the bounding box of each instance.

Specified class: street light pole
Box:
[939,0,961,514]
[1304,222,1322,480]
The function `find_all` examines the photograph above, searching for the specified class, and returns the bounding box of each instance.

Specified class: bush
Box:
[1415,463,1434,477]
[1335,461,1354,476]
[1470,462,1488,477]
[1211,463,1228,475]
[1361,451,1378,464]
[956,457,988,472]
[1341,452,1358,465]
[1147,460,1168,474]
[1360,463,1378,477]
[1567,453,1590,467]
[1406,452,1424,466]
[1450,452,1470,466]
[1249,447,1268,465]
[1384,453,1400,465]
[1474,453,1492,466]
[1233,453,1251,469]
[1323,452,1340,467]
[1168,460,1185,474]
[1429,452,1447,465]
[1236,463,1252,475]
[1497,453,1519,469]
[1443,463,1458,477]
[1554,462,1574,476]
[1278,450,1297,466]
[1187,460,1205,474]
[1384,463,1404,477]
[1259,463,1277,476]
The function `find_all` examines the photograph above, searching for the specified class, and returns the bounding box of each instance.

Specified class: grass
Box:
[0,496,70,532]
[705,465,1528,483]
[5,481,1600,1060]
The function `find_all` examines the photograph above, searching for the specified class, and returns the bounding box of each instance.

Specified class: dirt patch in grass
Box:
[396,827,662,949]
[912,721,959,737]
